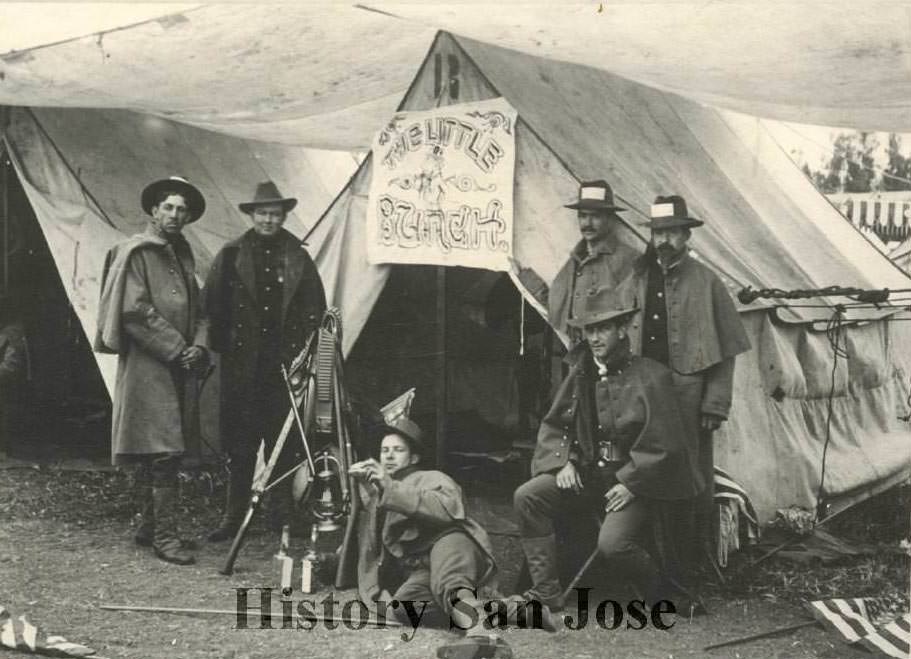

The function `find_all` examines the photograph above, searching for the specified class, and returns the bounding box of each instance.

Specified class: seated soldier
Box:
[351,417,553,659]
[513,286,702,611]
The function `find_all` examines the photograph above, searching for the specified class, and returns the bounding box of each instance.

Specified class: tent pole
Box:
[435,266,447,469]
[1,150,8,296]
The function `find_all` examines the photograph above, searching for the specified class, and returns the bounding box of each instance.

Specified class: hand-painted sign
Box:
[367,98,517,271]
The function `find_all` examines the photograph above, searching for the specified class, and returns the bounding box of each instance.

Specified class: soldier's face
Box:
[380,434,418,477]
[251,203,287,237]
[650,227,690,260]
[577,209,612,243]
[150,194,191,236]
[584,318,624,360]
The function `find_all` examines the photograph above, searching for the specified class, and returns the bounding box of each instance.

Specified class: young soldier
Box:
[513,287,701,609]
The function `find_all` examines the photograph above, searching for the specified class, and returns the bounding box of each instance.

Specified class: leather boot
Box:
[519,535,564,611]
[134,481,155,547]
[496,595,559,632]
[152,486,196,565]
[207,463,251,542]
[135,489,198,550]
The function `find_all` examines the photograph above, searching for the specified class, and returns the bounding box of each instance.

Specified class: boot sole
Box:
[136,536,199,551]
[153,548,196,566]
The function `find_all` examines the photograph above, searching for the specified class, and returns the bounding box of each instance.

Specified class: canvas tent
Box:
[0,107,359,453]
[0,3,909,524]
[6,3,911,144]
[310,33,911,526]
[892,238,911,275]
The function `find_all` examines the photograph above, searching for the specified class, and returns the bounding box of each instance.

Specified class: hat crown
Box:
[641,194,703,229]
[251,180,286,204]
[383,416,424,453]
[141,175,206,222]
[564,178,626,213]
[578,179,614,204]
[650,195,689,220]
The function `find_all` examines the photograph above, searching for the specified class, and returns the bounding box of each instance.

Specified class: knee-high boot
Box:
[152,486,196,565]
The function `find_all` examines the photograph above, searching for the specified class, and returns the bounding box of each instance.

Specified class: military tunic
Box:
[204,227,326,456]
[95,230,207,464]
[357,467,497,620]
[547,236,640,336]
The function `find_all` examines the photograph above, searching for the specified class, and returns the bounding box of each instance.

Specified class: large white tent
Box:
[0,4,908,523]
[4,2,911,149]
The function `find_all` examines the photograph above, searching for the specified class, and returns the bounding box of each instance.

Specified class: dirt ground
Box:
[0,463,907,659]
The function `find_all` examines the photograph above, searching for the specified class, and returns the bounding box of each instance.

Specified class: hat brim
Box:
[567,307,639,329]
[641,217,703,229]
[239,198,298,214]
[141,179,206,223]
[565,200,626,212]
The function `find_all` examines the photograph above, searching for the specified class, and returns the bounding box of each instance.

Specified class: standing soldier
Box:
[204,181,326,542]
[626,195,751,559]
[514,180,640,340]
[95,176,209,565]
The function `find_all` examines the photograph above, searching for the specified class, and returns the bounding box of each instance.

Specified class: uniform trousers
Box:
[514,472,659,596]
[387,531,489,627]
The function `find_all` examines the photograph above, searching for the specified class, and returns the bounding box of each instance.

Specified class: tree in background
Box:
[801,131,911,193]
[881,134,911,192]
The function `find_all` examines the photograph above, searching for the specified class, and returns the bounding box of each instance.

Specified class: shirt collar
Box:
[652,248,689,275]
[592,345,633,378]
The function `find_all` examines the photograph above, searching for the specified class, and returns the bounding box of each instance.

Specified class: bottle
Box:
[300,524,320,594]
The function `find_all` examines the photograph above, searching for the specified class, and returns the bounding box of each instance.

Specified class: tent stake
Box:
[703,620,817,651]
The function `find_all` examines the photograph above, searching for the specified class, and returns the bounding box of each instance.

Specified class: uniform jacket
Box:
[202,228,325,451]
[356,468,496,606]
[547,236,640,335]
[626,251,751,419]
[531,344,701,500]
[94,229,207,464]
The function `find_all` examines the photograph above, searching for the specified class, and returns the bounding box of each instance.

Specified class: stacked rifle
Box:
[219,308,361,589]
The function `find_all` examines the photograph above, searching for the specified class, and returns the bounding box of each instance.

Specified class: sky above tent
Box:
[2,2,911,150]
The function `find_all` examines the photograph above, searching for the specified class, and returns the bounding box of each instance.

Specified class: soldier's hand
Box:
[555,461,583,493]
[604,483,634,513]
[350,459,388,489]
[701,413,724,432]
[349,459,378,482]
[177,345,206,370]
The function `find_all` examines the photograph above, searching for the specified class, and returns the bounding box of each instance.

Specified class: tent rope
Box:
[25,108,116,229]
[816,306,846,520]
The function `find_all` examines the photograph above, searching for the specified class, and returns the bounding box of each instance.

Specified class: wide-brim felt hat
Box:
[376,416,425,455]
[239,180,298,214]
[567,285,639,329]
[640,195,704,229]
[141,176,206,223]
[564,179,626,212]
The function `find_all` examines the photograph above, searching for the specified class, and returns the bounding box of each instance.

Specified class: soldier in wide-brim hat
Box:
[547,180,641,337]
[513,283,704,612]
[203,180,325,542]
[626,193,750,600]
[95,174,210,566]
